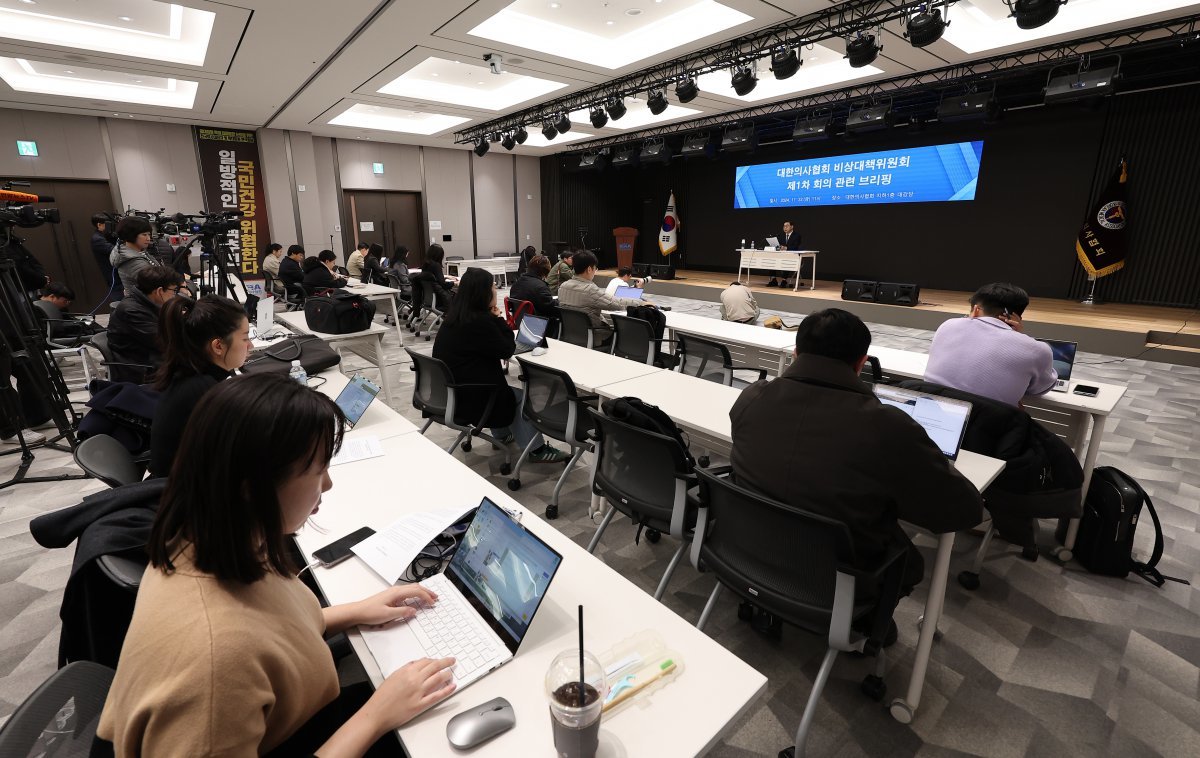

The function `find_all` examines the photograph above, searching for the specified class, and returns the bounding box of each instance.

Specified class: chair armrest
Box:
[841,541,909,582]
[99,360,155,371]
[443,382,503,436]
[703,464,734,477]
[730,367,769,382]
[570,392,600,404]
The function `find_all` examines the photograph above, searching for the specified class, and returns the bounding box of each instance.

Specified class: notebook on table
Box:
[614,285,644,300]
[334,374,381,429]
[1037,339,1077,392]
[514,314,550,354]
[874,385,973,460]
[359,497,563,689]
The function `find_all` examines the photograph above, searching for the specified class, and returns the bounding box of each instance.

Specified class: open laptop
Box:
[359,497,563,689]
[333,374,381,429]
[765,236,781,249]
[514,313,550,354]
[874,385,973,460]
[1038,338,1078,392]
[614,285,644,300]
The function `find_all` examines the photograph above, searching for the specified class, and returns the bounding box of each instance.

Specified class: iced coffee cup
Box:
[546,649,606,758]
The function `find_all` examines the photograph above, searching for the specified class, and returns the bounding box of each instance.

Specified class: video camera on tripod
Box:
[0,181,60,230]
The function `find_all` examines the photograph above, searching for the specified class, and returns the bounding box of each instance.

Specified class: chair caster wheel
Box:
[425,335,431,341]
[861,674,887,701]
[545,504,559,520]
[889,700,914,724]
[957,571,981,590]
[645,529,661,544]
[507,479,521,491]
[500,463,512,475]
[698,455,710,468]
[461,441,472,452]
[1022,545,1039,562]
[738,600,755,621]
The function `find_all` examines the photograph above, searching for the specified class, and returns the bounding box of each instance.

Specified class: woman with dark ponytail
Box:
[148,295,252,477]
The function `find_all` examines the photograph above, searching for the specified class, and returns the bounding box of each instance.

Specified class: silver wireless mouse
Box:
[446,696,516,749]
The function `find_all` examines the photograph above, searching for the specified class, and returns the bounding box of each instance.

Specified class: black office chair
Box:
[88,332,154,385]
[386,271,414,322]
[0,661,115,757]
[410,280,445,341]
[859,355,883,384]
[404,349,513,471]
[557,306,599,349]
[586,408,697,600]
[675,333,768,386]
[691,467,906,758]
[610,314,677,368]
[262,269,285,299]
[508,358,597,519]
[33,300,100,388]
[72,434,149,592]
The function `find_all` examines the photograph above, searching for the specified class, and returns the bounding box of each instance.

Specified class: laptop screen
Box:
[614,285,643,300]
[516,314,549,347]
[334,374,380,428]
[1038,339,1077,381]
[874,385,972,460]
[447,498,563,653]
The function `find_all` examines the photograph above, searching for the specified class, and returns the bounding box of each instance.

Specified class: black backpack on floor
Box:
[1056,466,1186,587]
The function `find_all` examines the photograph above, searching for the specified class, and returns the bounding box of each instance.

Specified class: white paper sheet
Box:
[330,436,385,467]
[351,505,474,584]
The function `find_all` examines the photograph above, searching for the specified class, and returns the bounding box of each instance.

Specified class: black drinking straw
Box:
[578,605,585,707]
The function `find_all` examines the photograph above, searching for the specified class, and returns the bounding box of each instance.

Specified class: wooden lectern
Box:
[613,227,639,271]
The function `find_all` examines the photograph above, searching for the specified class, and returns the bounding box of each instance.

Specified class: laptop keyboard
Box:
[407,573,503,682]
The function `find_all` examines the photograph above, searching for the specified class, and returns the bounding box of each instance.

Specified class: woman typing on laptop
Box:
[98,373,457,756]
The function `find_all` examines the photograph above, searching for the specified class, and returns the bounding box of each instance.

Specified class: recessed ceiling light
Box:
[626,9,643,16]
[431,72,439,77]
[117,16,132,22]
[19,0,36,5]
[549,2,560,7]
[64,69,74,74]
[0,5,215,66]
[606,21,614,25]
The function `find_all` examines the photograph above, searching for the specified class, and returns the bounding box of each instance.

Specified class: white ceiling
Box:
[0,0,1196,156]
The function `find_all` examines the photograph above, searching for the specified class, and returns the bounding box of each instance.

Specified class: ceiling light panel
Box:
[377,56,566,110]
[696,43,882,102]
[0,56,198,107]
[468,0,755,69]
[0,1,216,67]
[329,104,471,135]
[943,0,1199,54]
[569,97,700,129]
[519,129,593,148]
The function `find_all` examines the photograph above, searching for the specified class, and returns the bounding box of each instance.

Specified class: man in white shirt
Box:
[719,281,760,324]
[604,266,648,296]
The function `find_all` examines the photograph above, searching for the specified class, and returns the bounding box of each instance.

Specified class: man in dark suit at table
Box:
[768,220,801,288]
[729,308,983,640]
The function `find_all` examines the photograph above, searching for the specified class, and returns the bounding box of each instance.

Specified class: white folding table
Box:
[663,311,799,377]
[293,431,768,756]
[447,256,521,286]
[345,281,405,342]
[276,311,396,406]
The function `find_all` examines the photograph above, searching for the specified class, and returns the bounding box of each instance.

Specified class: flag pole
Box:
[1081,274,1098,306]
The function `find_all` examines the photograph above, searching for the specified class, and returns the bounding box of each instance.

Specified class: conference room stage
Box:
[594,269,1200,368]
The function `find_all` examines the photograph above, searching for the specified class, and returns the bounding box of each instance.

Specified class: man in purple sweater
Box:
[925,283,1058,407]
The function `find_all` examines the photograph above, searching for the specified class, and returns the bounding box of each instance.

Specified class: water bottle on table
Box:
[289,360,308,386]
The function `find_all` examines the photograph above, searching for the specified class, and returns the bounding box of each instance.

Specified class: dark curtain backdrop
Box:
[541,84,1200,306]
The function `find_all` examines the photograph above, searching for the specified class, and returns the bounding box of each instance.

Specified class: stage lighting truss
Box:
[770,46,802,80]
[905,1,949,48]
[541,120,558,140]
[473,137,490,156]
[589,106,609,129]
[731,63,758,96]
[501,131,517,150]
[647,89,669,115]
[607,96,628,121]
[514,125,529,144]
[554,112,572,134]
[845,30,882,68]
[1004,0,1067,31]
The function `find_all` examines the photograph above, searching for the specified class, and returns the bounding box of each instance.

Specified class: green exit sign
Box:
[372,162,384,175]
[16,140,38,157]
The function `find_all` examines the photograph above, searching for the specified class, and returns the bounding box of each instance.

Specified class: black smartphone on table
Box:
[313,527,376,568]
[1072,384,1100,397]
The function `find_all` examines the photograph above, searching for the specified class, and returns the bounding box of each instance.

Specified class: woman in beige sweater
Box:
[98,373,457,756]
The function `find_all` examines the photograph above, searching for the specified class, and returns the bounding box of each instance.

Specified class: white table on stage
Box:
[276,311,396,407]
[516,338,663,394]
[664,310,800,377]
[594,367,1005,724]
[737,248,818,290]
[864,344,1126,562]
[294,431,768,757]
[311,369,419,440]
[345,281,405,342]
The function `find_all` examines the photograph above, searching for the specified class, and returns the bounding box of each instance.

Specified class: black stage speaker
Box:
[876,282,921,306]
[650,263,676,280]
[841,279,877,302]
[632,263,651,278]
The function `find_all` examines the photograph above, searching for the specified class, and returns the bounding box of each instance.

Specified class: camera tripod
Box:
[0,245,87,491]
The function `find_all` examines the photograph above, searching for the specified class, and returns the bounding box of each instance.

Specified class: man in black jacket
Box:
[730,308,984,630]
[302,249,347,291]
[277,244,305,294]
[508,254,557,321]
[107,265,184,383]
[91,213,116,287]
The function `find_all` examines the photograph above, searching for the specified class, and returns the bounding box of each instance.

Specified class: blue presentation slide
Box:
[733,141,984,208]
